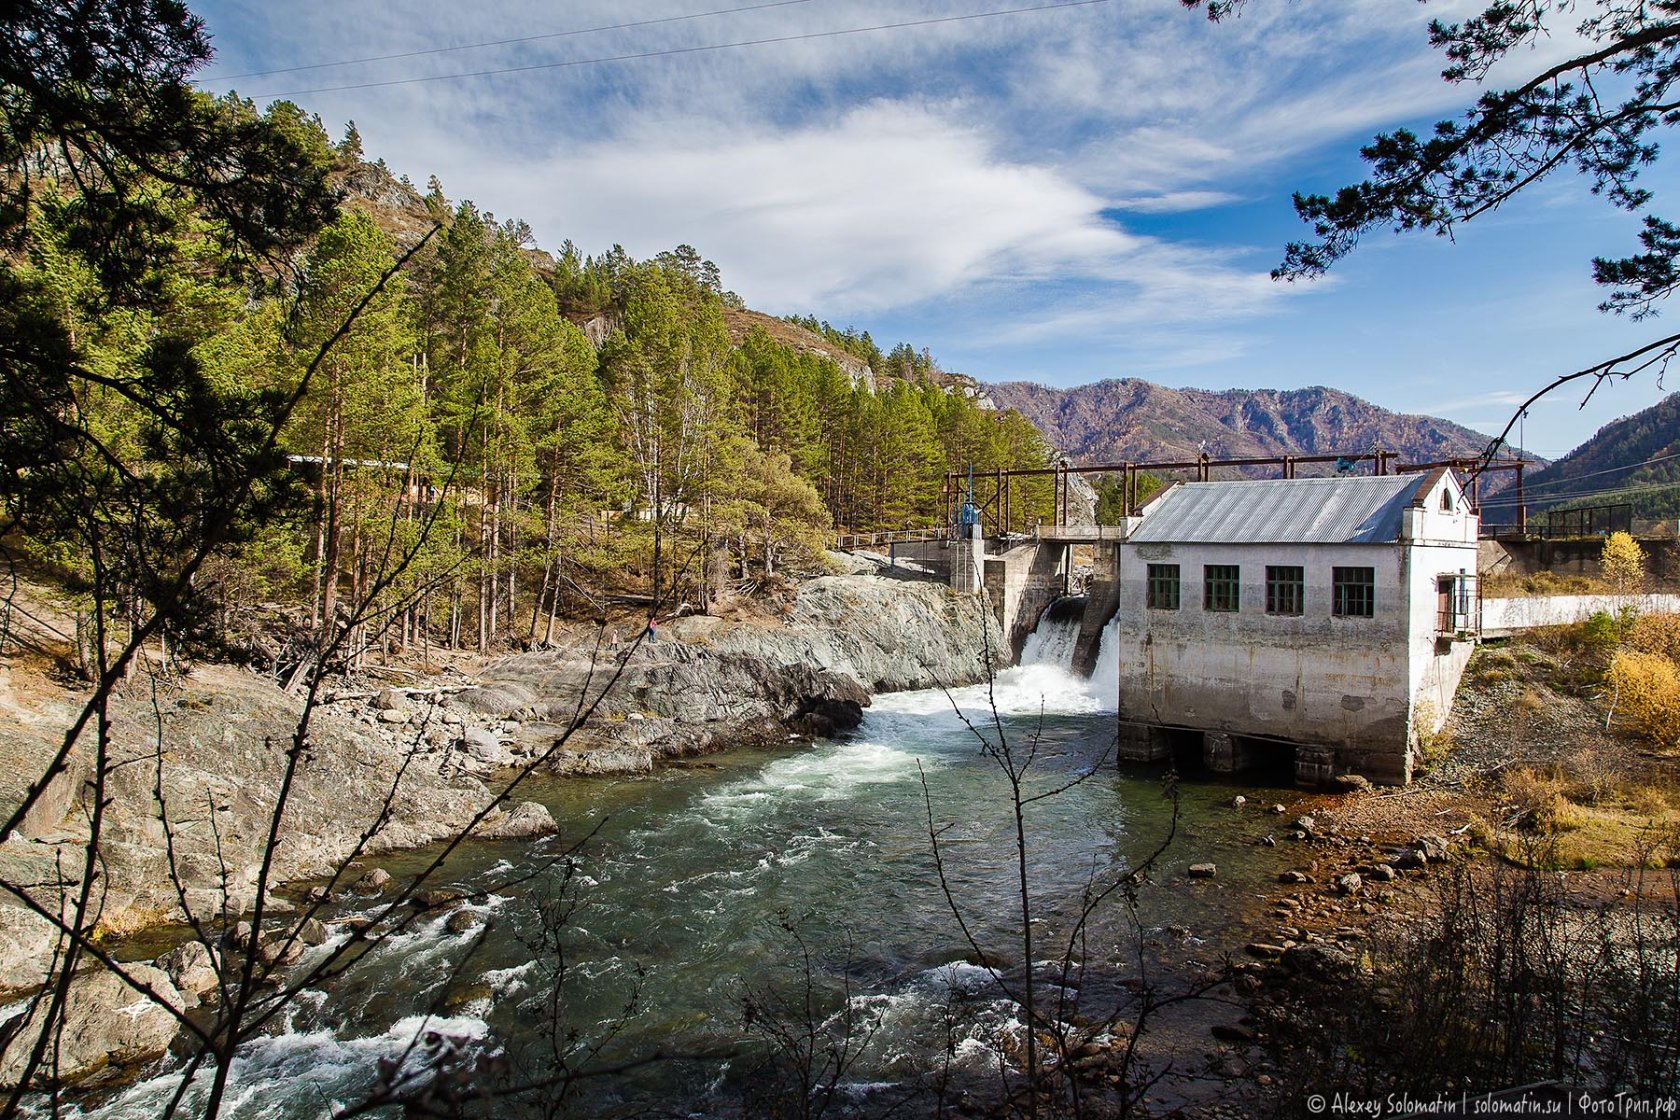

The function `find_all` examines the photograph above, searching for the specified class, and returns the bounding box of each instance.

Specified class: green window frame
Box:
[1332,566,1375,618]
[1265,565,1304,616]
[1203,564,1240,612]
[1146,564,1180,610]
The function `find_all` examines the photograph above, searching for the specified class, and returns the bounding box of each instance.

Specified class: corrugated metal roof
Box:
[1128,475,1430,545]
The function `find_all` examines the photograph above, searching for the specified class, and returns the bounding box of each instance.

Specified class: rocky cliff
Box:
[465,568,1008,774]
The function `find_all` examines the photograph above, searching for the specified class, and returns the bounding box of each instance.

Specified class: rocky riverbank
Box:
[0,662,559,994]
[450,568,1010,774]
[0,566,1003,1008]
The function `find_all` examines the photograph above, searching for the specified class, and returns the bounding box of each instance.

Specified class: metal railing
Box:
[833,527,950,551]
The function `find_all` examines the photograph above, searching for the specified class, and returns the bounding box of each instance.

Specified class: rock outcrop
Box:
[685,571,1009,693]
[457,571,1003,774]
[462,644,871,774]
[0,665,556,992]
[0,965,184,1088]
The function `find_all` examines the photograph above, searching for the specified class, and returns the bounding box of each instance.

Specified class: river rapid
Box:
[69,609,1302,1118]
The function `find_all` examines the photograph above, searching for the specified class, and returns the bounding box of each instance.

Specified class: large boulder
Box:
[477,801,559,840]
[0,964,184,1087]
[1281,944,1359,984]
[2,663,564,989]
[156,940,220,998]
[482,632,875,771]
[738,574,1010,692]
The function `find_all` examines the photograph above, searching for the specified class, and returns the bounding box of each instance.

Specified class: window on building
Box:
[1332,566,1376,618]
[1146,564,1180,610]
[1203,564,1240,612]
[1265,565,1304,616]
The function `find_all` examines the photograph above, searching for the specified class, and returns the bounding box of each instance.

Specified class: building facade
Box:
[1111,470,1479,785]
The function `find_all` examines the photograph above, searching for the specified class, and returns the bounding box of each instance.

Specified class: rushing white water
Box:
[48,599,1270,1120]
[1017,602,1081,669]
[878,598,1120,723]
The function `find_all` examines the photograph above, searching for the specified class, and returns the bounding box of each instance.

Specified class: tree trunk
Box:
[320,407,345,641]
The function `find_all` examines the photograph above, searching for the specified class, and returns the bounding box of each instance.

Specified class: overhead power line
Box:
[1495,448,1680,499]
[248,0,1111,98]
[205,0,822,82]
[1479,476,1680,511]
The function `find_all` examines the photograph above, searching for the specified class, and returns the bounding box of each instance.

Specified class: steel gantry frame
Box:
[940,451,1532,539]
[1393,456,1531,535]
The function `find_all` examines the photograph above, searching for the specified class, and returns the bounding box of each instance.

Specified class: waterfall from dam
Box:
[1010,594,1120,711]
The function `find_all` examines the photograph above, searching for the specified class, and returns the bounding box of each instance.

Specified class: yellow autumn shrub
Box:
[1626,612,1680,664]
[1601,531,1648,596]
[1607,648,1680,746]
[1502,767,1589,832]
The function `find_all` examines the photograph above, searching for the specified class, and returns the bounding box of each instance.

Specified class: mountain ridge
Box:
[984,378,1507,471]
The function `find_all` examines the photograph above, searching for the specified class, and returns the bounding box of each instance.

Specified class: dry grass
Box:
[1627,612,1680,663]
[1467,648,1519,688]
[1487,759,1680,870]
[1501,767,1589,833]
[1479,570,1603,597]
[1608,649,1680,747]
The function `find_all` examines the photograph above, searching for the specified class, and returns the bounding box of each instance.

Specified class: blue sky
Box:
[192,0,1678,459]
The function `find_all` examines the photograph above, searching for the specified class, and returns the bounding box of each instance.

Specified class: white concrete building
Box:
[1112,470,1479,785]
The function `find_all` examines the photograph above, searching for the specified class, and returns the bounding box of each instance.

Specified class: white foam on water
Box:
[51,1014,493,1120]
[1087,612,1121,709]
[918,960,1005,995]
[867,605,1122,724]
[836,960,1037,1078]
[1018,610,1080,670]
[701,740,932,819]
[481,961,535,996]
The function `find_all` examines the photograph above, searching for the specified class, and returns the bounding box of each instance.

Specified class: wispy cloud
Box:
[423,100,1294,330]
[1425,389,1540,413]
[1109,190,1241,214]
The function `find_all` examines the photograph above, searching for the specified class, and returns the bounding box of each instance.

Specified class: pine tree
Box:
[286,210,424,647]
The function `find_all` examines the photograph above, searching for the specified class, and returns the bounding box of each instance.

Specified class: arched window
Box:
[1441,488,1455,512]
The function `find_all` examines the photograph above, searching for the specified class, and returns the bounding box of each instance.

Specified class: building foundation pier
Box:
[1117,721,1170,763]
[1294,744,1336,788]
[1202,731,1256,775]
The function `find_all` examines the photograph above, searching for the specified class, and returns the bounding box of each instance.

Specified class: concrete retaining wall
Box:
[983,543,1067,658]
[1481,593,1680,636]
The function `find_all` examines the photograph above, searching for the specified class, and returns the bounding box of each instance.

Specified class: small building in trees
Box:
[1109,470,1479,786]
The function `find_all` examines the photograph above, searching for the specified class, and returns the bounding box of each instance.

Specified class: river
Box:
[68,608,1301,1118]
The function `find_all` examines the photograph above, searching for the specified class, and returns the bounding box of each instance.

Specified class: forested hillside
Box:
[4,102,1054,661]
[1518,394,1680,521]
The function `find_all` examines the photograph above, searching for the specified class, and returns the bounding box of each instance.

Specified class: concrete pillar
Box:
[1294,744,1335,788]
[1072,543,1119,676]
[952,528,985,594]
[1117,722,1170,763]
[1202,731,1251,775]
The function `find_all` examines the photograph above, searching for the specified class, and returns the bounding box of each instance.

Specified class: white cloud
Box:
[414,100,1290,329]
[1424,389,1539,413]
[1109,190,1242,213]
